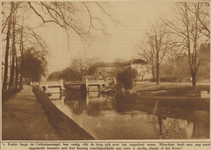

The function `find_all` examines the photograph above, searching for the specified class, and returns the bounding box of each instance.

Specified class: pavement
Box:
[2,85,60,140]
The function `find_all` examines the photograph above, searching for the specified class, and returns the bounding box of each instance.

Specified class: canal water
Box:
[49,91,209,140]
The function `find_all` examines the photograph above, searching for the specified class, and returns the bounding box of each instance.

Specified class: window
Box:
[107,71,109,74]
[99,72,101,74]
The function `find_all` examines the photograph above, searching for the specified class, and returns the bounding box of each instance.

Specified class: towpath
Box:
[2,85,60,140]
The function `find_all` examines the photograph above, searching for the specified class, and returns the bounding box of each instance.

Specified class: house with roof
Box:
[91,59,152,81]
[122,59,152,81]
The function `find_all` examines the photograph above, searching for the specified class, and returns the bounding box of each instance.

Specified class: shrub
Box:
[116,67,138,89]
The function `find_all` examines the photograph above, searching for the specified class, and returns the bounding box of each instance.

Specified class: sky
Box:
[38,1,176,74]
[2,1,175,74]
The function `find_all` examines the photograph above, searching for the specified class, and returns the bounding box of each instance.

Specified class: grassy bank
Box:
[116,83,210,111]
[2,88,22,101]
[132,83,210,96]
[33,87,95,140]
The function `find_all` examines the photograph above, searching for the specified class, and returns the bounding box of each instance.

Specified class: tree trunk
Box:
[9,8,16,90]
[13,10,18,89]
[2,2,14,92]
[15,49,19,89]
[9,49,15,90]
[19,51,23,89]
[191,72,196,86]
[19,18,24,89]
[151,65,155,79]
[156,63,160,85]
[9,47,15,90]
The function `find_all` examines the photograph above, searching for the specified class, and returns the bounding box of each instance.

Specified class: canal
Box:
[49,90,209,140]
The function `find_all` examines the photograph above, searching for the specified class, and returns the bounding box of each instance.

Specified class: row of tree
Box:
[2,1,113,93]
[47,54,100,81]
[138,2,210,86]
[2,2,48,93]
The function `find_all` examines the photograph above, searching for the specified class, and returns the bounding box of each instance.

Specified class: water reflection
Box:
[50,91,209,140]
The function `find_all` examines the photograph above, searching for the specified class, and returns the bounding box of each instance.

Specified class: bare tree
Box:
[161,42,182,78]
[2,2,14,92]
[9,3,19,90]
[2,1,114,92]
[138,42,155,79]
[139,23,171,85]
[163,2,210,86]
[191,2,210,39]
[27,2,114,44]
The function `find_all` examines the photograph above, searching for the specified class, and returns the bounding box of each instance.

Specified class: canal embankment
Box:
[32,86,95,140]
[116,82,210,111]
[2,85,94,140]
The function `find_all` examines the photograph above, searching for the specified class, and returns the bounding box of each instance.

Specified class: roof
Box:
[122,59,148,66]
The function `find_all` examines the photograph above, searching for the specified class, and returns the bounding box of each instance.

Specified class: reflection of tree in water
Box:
[157,117,163,137]
[157,115,210,139]
[191,121,210,139]
[115,101,209,139]
[65,90,116,116]
[156,117,194,139]
[192,123,198,139]
[64,89,86,114]
[86,97,116,117]
[63,90,209,139]
[87,102,101,116]
[65,99,86,115]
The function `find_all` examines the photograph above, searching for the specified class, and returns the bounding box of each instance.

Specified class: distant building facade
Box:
[122,59,152,81]
[94,62,120,80]
[92,59,152,81]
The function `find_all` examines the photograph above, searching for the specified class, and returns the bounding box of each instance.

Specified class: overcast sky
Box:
[30,1,176,74]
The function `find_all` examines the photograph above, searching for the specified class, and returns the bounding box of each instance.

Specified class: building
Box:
[93,62,120,80]
[91,59,152,81]
[122,59,152,81]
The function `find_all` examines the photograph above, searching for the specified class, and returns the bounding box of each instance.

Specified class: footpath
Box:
[2,85,61,140]
[2,85,94,140]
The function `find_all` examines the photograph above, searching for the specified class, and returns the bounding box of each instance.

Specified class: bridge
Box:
[39,79,64,94]
[39,79,106,93]
[65,79,106,92]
